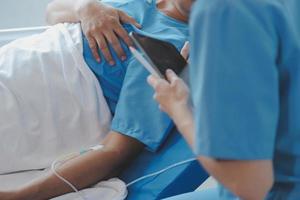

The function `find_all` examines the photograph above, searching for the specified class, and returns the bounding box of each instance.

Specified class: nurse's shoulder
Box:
[194,0,285,18]
[191,0,286,39]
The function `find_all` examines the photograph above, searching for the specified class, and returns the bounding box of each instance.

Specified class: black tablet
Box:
[129,32,187,79]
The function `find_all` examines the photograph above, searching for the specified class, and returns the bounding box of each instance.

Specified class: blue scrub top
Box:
[189,0,300,199]
[83,0,188,151]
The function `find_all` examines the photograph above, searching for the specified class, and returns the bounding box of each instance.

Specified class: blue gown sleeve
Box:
[190,0,280,159]
[111,57,173,152]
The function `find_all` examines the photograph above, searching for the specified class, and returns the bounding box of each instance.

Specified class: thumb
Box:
[166,69,179,83]
[119,11,142,28]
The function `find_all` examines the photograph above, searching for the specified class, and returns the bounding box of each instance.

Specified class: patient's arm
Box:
[46,0,141,64]
[2,131,144,200]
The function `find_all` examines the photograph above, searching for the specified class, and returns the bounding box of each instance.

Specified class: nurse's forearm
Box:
[172,106,195,149]
[198,157,274,200]
[46,0,96,24]
[172,106,274,199]
[14,132,143,200]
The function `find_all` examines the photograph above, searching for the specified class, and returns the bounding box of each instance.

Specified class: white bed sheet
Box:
[0,24,127,200]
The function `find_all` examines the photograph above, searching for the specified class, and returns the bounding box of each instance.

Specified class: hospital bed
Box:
[0,26,209,200]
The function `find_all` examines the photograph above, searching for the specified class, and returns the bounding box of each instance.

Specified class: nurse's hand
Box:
[147,69,190,123]
[78,1,141,64]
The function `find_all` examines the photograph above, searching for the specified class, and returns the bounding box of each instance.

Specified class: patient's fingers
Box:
[119,10,142,29]
[180,41,190,61]
[114,25,134,48]
[104,30,127,61]
[95,34,114,66]
[87,36,101,63]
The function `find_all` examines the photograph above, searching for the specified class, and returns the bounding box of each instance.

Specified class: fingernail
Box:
[121,56,126,61]
[97,58,101,63]
[109,61,115,66]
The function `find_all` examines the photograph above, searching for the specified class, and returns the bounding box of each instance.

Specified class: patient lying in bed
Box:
[0,0,191,199]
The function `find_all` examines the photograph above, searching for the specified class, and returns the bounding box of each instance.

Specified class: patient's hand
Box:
[46,0,141,65]
[78,1,141,64]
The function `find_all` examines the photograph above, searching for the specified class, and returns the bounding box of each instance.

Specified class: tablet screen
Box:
[130,32,187,78]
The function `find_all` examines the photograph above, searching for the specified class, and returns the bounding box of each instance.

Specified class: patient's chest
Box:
[83,0,188,114]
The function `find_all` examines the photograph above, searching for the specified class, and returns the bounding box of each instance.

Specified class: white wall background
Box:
[0,0,52,29]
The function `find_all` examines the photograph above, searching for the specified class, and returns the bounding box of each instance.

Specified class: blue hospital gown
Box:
[82,0,188,151]
[188,0,300,199]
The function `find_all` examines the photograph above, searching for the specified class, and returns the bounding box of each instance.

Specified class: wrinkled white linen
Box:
[53,178,128,200]
[0,23,112,174]
[0,23,127,199]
